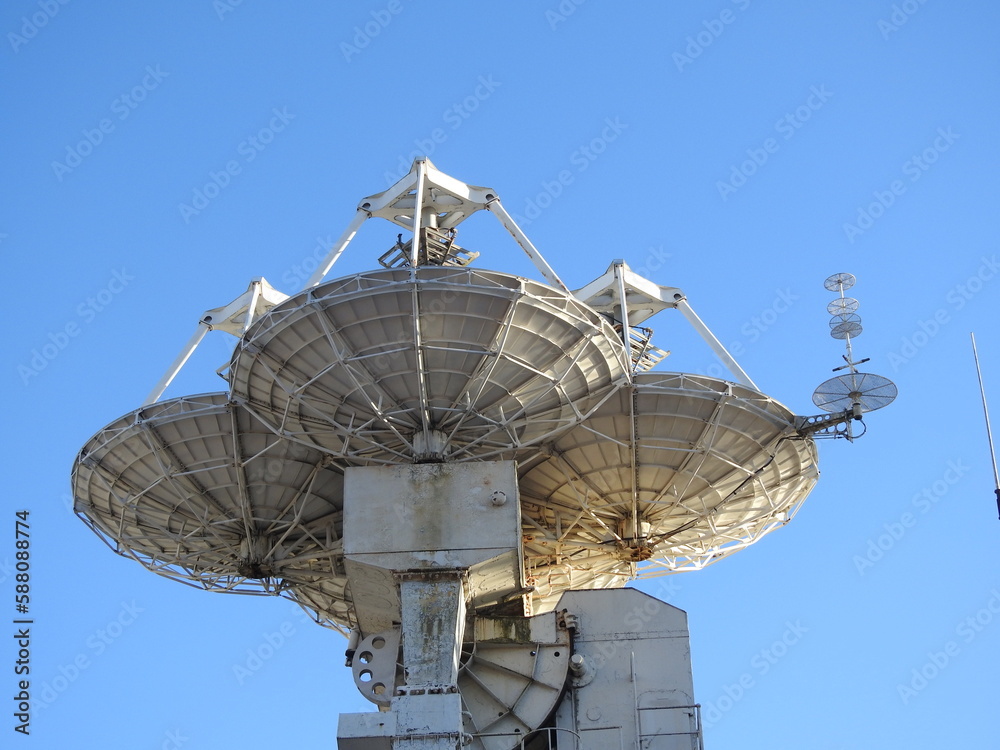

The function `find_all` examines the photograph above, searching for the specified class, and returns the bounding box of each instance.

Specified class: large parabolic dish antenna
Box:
[72,393,355,630]
[518,373,819,611]
[228,267,629,464]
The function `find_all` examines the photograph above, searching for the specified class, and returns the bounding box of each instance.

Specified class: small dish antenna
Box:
[805,272,897,439]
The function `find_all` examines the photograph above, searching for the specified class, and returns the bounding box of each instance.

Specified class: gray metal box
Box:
[343,461,524,634]
[344,461,520,569]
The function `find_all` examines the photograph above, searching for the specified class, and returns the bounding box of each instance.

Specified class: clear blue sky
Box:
[3,2,998,748]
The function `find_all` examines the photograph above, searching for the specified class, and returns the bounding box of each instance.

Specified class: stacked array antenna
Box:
[808,272,897,439]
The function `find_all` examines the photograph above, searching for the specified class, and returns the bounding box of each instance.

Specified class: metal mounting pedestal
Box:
[338,462,524,750]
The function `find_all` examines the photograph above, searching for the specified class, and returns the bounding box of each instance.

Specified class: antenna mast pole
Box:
[971,332,1000,519]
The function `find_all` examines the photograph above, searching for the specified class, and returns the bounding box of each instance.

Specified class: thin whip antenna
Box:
[970,332,1000,519]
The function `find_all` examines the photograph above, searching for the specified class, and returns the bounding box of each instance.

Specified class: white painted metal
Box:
[394,694,466,750]
[552,589,701,750]
[573,260,684,326]
[143,278,289,405]
[812,372,897,414]
[485,197,569,293]
[461,589,702,750]
[303,209,368,290]
[338,603,575,750]
[613,260,632,347]
[230,267,629,464]
[339,462,527,750]
[342,464,521,571]
[612,262,642,546]
[337,713,394,750]
[399,577,467,687]
[343,463,523,635]
[359,158,497,230]
[71,393,353,631]
[300,158,572,292]
[143,324,209,406]
[410,159,427,268]
[350,628,400,706]
[575,260,758,387]
[460,612,571,749]
[806,272,897,440]
[674,297,759,391]
[286,575,355,631]
[341,694,467,750]
[518,372,818,613]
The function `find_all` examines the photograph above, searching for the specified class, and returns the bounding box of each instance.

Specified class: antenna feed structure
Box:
[798,272,897,440]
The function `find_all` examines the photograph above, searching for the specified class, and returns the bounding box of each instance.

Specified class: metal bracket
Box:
[351,629,401,707]
[143,277,288,405]
[574,260,759,389]
[302,158,571,293]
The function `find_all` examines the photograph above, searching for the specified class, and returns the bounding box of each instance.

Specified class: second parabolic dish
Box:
[518,372,818,610]
[72,393,355,627]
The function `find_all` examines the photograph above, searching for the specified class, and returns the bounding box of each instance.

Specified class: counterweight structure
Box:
[72,160,888,748]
